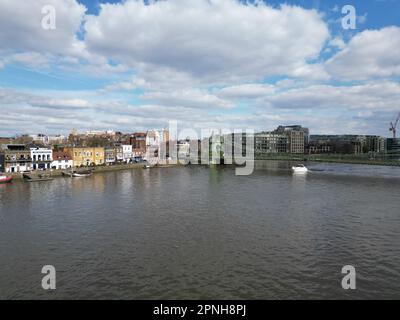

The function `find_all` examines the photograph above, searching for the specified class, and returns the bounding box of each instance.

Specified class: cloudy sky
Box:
[0,0,399,137]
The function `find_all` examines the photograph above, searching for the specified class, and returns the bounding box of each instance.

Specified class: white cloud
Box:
[4,52,52,69]
[262,81,400,112]
[218,83,276,99]
[140,88,234,109]
[0,0,86,56]
[326,26,400,80]
[1,0,399,137]
[84,0,330,83]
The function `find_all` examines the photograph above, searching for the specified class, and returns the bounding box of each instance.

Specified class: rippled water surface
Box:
[1,162,400,299]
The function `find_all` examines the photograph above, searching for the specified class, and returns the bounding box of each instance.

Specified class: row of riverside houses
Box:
[1,126,399,172]
[0,129,169,173]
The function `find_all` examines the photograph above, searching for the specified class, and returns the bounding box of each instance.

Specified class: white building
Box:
[85,130,116,137]
[30,147,53,170]
[29,134,48,144]
[122,145,133,163]
[48,135,67,145]
[51,151,73,170]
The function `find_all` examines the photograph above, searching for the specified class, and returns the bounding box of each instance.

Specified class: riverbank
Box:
[9,163,179,180]
[6,156,400,180]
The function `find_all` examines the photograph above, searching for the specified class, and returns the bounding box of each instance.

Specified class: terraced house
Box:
[30,147,52,170]
[0,144,32,173]
[64,147,105,167]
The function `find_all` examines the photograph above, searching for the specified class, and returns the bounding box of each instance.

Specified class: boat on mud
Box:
[23,173,54,182]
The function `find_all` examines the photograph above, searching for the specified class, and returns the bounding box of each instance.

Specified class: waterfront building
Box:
[387,138,400,159]
[255,133,288,155]
[30,147,53,170]
[287,130,305,154]
[105,147,117,165]
[161,129,170,143]
[64,147,105,167]
[309,135,386,154]
[115,144,124,162]
[130,133,147,159]
[306,143,333,154]
[168,139,200,164]
[122,144,133,163]
[365,136,386,153]
[51,151,73,170]
[209,134,225,164]
[310,135,359,154]
[176,139,191,163]
[145,129,170,162]
[273,125,308,154]
[113,144,133,163]
[0,144,32,173]
[274,125,309,145]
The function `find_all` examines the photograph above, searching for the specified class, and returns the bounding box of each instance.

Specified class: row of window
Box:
[74,152,103,157]
[32,155,51,161]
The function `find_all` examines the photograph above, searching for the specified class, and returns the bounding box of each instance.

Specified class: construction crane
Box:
[389,112,400,139]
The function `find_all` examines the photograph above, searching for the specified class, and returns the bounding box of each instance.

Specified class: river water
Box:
[1,161,400,299]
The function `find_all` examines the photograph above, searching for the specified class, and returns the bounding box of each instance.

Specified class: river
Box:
[1,161,399,299]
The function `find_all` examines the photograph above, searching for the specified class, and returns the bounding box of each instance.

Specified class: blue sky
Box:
[0,0,399,136]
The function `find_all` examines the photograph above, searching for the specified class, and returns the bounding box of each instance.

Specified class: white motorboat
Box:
[292,164,308,173]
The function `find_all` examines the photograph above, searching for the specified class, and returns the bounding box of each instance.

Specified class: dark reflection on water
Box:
[0,162,400,299]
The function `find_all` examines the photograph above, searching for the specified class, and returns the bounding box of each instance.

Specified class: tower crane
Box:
[390,112,400,139]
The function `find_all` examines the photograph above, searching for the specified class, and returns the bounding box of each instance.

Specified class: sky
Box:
[0,0,399,137]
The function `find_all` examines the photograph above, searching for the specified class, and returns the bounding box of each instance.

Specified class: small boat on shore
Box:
[292,164,308,174]
[72,170,93,177]
[23,173,54,182]
[0,174,13,184]
[62,169,93,177]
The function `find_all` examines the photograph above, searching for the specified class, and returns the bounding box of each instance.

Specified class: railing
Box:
[5,158,32,162]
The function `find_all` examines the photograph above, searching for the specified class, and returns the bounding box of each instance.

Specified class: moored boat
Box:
[72,170,93,177]
[62,169,93,177]
[0,174,13,183]
[23,173,54,182]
